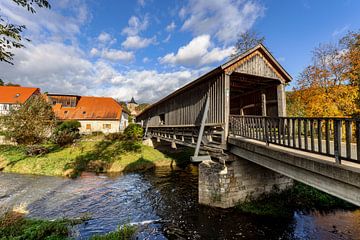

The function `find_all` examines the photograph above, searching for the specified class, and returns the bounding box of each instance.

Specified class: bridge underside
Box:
[227,136,360,207]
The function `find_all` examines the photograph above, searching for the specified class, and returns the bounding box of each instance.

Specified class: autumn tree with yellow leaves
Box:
[287,30,360,117]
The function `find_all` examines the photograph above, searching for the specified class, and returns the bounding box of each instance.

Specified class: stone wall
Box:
[199,157,293,208]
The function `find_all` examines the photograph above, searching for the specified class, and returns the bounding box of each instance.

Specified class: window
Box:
[86,124,91,130]
[103,124,111,129]
[83,111,86,114]
[64,111,68,114]
[159,114,165,125]
[53,101,57,105]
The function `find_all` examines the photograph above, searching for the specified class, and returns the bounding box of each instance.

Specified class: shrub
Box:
[52,120,81,146]
[105,132,125,141]
[124,124,143,140]
[25,145,49,156]
[56,120,81,132]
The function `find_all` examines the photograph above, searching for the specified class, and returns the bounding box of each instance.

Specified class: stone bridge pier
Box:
[198,156,293,208]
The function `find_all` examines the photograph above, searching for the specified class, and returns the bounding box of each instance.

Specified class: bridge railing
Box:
[229,115,360,164]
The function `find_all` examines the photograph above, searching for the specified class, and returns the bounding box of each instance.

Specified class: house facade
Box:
[47,94,128,134]
[0,86,40,115]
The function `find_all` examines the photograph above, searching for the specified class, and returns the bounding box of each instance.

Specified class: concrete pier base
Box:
[198,158,293,208]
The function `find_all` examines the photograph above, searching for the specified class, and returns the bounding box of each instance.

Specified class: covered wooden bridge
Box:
[137,44,290,154]
[137,44,360,208]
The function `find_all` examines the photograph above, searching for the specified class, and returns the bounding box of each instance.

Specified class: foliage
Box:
[0,211,80,240]
[135,103,149,113]
[237,181,355,218]
[124,124,143,140]
[90,224,136,240]
[232,30,265,57]
[104,132,125,141]
[1,0,51,64]
[52,120,81,146]
[287,31,360,117]
[0,79,3,86]
[25,145,49,156]
[117,101,131,113]
[1,94,56,145]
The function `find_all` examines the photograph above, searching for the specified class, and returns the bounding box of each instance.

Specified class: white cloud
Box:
[166,21,176,32]
[143,57,150,63]
[121,35,156,49]
[159,35,232,66]
[97,32,116,44]
[0,41,205,103]
[90,48,134,62]
[163,34,171,43]
[122,15,149,36]
[0,0,89,43]
[180,0,264,44]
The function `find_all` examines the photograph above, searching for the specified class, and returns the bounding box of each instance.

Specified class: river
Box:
[1,166,360,239]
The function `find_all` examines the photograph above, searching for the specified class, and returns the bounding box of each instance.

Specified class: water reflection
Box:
[0,166,359,239]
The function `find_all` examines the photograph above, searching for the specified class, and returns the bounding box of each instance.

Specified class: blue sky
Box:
[0,0,359,102]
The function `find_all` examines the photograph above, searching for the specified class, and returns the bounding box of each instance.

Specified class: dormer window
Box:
[15,93,20,98]
[83,111,86,114]
[64,111,68,114]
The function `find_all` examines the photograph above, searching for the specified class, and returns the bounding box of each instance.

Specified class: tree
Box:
[52,120,81,146]
[0,0,51,64]
[1,94,56,144]
[340,30,360,111]
[232,30,265,57]
[287,33,360,117]
[0,79,4,86]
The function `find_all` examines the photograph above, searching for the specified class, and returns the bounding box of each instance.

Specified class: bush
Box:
[124,124,143,140]
[105,132,125,141]
[25,145,49,156]
[52,120,81,146]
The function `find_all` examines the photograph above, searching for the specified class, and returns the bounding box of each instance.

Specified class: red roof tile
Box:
[53,96,122,120]
[0,86,40,104]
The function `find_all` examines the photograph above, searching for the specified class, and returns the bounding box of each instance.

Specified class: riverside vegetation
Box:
[0,124,181,178]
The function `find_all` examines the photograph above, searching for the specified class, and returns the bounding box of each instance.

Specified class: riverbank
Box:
[0,210,136,240]
[0,135,188,178]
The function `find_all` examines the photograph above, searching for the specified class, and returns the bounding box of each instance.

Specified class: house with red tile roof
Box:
[0,86,40,115]
[46,94,129,133]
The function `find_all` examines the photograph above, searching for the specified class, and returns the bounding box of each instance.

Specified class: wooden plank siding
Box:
[139,73,226,127]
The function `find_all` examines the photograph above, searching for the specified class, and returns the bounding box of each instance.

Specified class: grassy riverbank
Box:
[0,211,135,240]
[0,135,184,178]
[237,181,356,218]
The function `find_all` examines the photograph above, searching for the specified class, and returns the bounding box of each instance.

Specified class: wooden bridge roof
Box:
[138,44,292,117]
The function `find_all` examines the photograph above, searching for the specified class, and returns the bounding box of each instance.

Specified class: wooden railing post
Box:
[334,119,342,164]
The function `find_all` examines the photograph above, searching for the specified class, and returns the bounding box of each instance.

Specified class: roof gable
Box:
[0,86,39,104]
[222,44,292,83]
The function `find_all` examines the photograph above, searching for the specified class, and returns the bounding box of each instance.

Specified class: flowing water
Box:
[1,166,360,240]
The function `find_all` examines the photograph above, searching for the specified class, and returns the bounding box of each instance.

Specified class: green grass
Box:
[0,136,179,177]
[237,181,356,218]
[0,211,80,240]
[0,211,135,240]
[90,225,136,240]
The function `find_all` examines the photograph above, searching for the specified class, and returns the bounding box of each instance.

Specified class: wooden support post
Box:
[334,119,342,164]
[261,92,267,116]
[277,83,286,117]
[192,93,210,161]
[222,73,230,145]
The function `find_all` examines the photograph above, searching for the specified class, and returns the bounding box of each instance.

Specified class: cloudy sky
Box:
[0,0,359,103]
